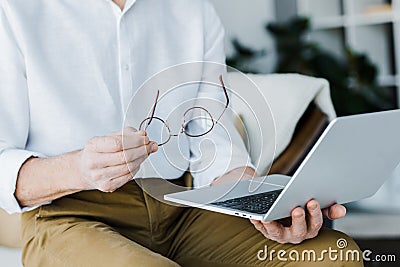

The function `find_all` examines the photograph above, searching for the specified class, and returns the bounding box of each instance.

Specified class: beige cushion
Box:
[228,73,336,175]
[0,209,21,248]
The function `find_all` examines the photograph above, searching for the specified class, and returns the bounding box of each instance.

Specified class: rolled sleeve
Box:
[0,4,44,213]
[0,149,45,214]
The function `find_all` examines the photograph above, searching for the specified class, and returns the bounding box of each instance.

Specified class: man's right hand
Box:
[77,127,158,193]
[15,127,157,208]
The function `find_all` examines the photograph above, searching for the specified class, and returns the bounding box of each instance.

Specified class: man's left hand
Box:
[250,200,346,244]
[213,167,346,244]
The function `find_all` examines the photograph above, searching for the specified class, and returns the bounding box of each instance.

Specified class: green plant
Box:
[226,38,266,74]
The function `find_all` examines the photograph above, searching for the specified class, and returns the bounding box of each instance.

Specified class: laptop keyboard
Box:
[210,189,283,214]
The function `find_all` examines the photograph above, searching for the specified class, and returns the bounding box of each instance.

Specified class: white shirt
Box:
[0,0,252,214]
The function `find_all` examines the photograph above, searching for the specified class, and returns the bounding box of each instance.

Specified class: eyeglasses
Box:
[139,75,229,146]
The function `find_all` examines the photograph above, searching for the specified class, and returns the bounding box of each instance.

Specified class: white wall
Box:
[209,0,277,73]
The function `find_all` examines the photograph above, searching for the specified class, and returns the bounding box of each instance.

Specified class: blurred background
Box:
[211,0,400,265]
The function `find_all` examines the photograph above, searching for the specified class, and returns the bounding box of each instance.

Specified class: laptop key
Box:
[210,189,283,215]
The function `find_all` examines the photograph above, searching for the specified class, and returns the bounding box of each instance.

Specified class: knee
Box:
[319,228,361,252]
[304,228,364,266]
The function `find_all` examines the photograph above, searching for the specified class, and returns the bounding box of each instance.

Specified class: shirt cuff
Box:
[0,148,45,214]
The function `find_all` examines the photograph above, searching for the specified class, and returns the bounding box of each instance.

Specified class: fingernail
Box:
[294,210,304,218]
[144,136,150,145]
[152,143,158,152]
[308,200,317,209]
[341,205,347,214]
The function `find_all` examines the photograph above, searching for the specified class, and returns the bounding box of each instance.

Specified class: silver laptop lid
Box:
[265,109,400,221]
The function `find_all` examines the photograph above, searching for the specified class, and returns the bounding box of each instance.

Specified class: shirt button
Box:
[123,64,130,71]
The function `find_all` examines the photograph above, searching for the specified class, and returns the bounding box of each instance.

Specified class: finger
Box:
[106,127,140,137]
[118,142,155,163]
[306,200,323,234]
[263,220,286,241]
[86,136,125,153]
[251,220,270,238]
[289,207,307,243]
[121,133,151,150]
[91,158,145,184]
[126,141,157,158]
[322,204,346,220]
[98,172,135,193]
[86,141,156,171]
[86,134,148,153]
[106,148,151,169]
[250,219,260,225]
[122,127,142,135]
[108,156,147,177]
[95,141,155,168]
[91,134,149,153]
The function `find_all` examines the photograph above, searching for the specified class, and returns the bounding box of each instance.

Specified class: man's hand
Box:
[77,127,158,192]
[213,167,346,245]
[211,166,257,186]
[15,127,158,207]
[250,200,346,244]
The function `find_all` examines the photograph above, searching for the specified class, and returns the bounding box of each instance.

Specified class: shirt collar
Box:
[123,0,137,14]
[107,0,137,15]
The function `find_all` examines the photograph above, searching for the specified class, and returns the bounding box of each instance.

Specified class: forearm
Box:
[211,166,258,186]
[14,150,87,208]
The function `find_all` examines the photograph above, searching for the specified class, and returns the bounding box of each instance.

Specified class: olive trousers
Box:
[21,179,364,267]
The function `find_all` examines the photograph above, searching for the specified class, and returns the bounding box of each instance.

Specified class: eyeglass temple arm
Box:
[214,75,230,124]
[219,75,229,108]
[148,76,227,129]
[146,90,160,128]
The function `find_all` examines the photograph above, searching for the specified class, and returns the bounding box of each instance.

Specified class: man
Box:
[0,0,363,266]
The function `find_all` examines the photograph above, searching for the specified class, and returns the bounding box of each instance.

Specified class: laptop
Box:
[165,109,400,221]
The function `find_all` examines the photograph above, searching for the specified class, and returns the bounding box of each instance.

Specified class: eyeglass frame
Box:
[139,75,230,146]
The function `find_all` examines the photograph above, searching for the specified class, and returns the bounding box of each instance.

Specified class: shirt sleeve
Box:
[0,4,45,214]
[189,1,255,188]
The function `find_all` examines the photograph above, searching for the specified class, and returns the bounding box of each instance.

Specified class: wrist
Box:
[211,167,258,186]
[63,150,91,191]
